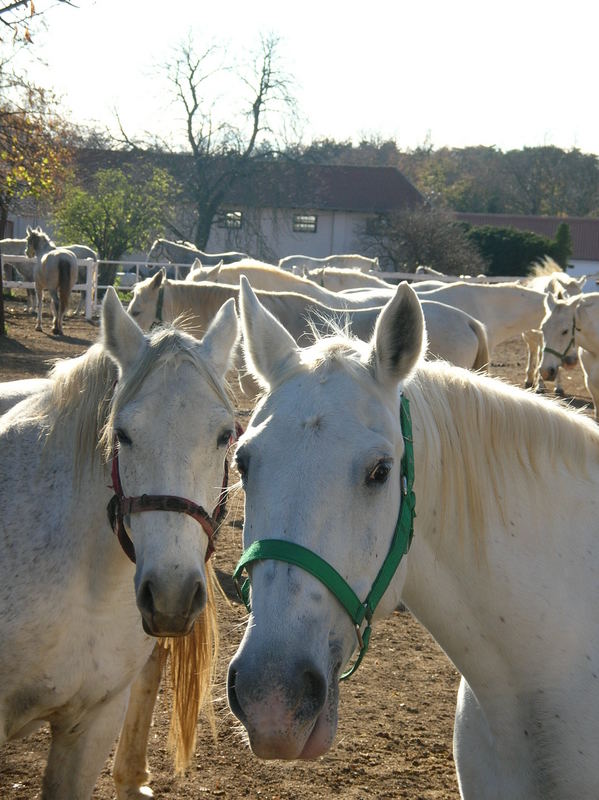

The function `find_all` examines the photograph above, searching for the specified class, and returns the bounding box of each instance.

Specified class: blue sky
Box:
[19,0,599,154]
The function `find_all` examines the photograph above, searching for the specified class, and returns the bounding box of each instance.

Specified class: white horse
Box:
[539,291,599,421]
[25,226,79,335]
[355,280,551,357]
[521,260,586,393]
[278,253,380,273]
[0,235,37,312]
[127,273,489,390]
[303,266,391,291]
[23,227,97,315]
[227,277,599,799]
[0,288,239,799]
[0,377,51,415]
[147,238,248,267]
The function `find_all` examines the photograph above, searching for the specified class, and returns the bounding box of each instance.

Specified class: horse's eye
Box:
[561,329,569,336]
[116,428,132,446]
[366,460,392,486]
[217,429,233,448]
[130,309,140,318]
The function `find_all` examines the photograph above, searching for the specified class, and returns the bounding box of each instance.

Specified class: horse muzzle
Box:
[136,573,206,637]
[227,652,337,759]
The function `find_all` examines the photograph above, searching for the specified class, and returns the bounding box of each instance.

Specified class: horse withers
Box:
[228,277,599,799]
[0,288,239,799]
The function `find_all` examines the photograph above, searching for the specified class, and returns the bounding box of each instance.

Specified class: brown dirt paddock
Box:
[0,298,593,799]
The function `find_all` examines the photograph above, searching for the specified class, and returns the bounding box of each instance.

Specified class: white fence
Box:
[7,255,592,322]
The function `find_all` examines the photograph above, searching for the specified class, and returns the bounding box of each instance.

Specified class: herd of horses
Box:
[1,237,599,799]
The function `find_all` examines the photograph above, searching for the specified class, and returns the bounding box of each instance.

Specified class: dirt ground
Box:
[0,297,593,799]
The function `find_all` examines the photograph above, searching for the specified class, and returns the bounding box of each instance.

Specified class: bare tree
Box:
[118,33,299,249]
[361,206,488,276]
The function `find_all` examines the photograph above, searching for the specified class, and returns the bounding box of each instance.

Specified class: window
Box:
[218,210,243,229]
[293,213,317,233]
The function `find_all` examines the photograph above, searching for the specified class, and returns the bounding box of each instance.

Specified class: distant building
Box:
[9,150,423,265]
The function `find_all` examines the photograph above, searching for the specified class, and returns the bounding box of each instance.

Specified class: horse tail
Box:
[159,559,219,773]
[57,256,75,311]
[469,318,490,372]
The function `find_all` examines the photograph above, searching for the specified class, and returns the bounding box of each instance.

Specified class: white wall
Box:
[206,208,370,262]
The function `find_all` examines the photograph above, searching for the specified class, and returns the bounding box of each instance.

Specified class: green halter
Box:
[233,394,416,680]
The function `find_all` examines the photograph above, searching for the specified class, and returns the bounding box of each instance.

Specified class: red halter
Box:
[107,421,244,563]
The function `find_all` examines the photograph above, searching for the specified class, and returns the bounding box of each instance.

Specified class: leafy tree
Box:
[54,166,176,286]
[0,85,74,237]
[552,222,573,268]
[360,207,488,275]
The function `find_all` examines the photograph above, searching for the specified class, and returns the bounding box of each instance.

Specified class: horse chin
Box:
[141,614,194,638]
[297,703,339,759]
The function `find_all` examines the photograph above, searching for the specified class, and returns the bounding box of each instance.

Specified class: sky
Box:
[15,0,599,155]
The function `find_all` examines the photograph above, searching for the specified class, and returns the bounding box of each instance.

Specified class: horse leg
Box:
[522,329,541,390]
[35,283,44,331]
[42,689,129,800]
[554,365,565,396]
[113,643,163,800]
[50,289,61,336]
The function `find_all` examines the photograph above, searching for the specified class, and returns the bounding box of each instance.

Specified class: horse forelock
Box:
[36,326,232,482]
[100,324,234,461]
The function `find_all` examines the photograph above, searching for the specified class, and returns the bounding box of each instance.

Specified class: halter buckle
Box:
[355,623,364,651]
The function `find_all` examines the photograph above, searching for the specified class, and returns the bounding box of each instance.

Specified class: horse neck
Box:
[576,295,599,354]
[166,281,236,330]
[396,366,599,686]
[166,241,199,262]
[36,235,55,256]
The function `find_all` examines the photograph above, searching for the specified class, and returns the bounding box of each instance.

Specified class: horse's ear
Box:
[204,261,221,280]
[200,297,239,379]
[368,282,426,390]
[545,292,557,313]
[101,286,147,375]
[26,225,31,234]
[150,269,164,289]
[239,275,299,389]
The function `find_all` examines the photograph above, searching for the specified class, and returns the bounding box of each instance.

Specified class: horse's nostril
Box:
[227,667,247,723]
[138,580,155,617]
[189,580,206,616]
[301,669,327,717]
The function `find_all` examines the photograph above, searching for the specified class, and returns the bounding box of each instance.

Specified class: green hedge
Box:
[462,223,572,276]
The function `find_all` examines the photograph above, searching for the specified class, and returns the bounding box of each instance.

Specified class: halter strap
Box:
[543,316,576,363]
[155,284,165,324]
[107,420,243,564]
[233,394,415,680]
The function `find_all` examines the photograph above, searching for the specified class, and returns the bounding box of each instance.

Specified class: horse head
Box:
[227,277,425,758]
[102,288,238,635]
[126,269,166,330]
[539,293,580,381]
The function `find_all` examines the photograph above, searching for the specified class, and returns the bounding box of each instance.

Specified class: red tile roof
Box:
[74,149,422,214]
[455,213,599,261]
[222,162,423,213]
